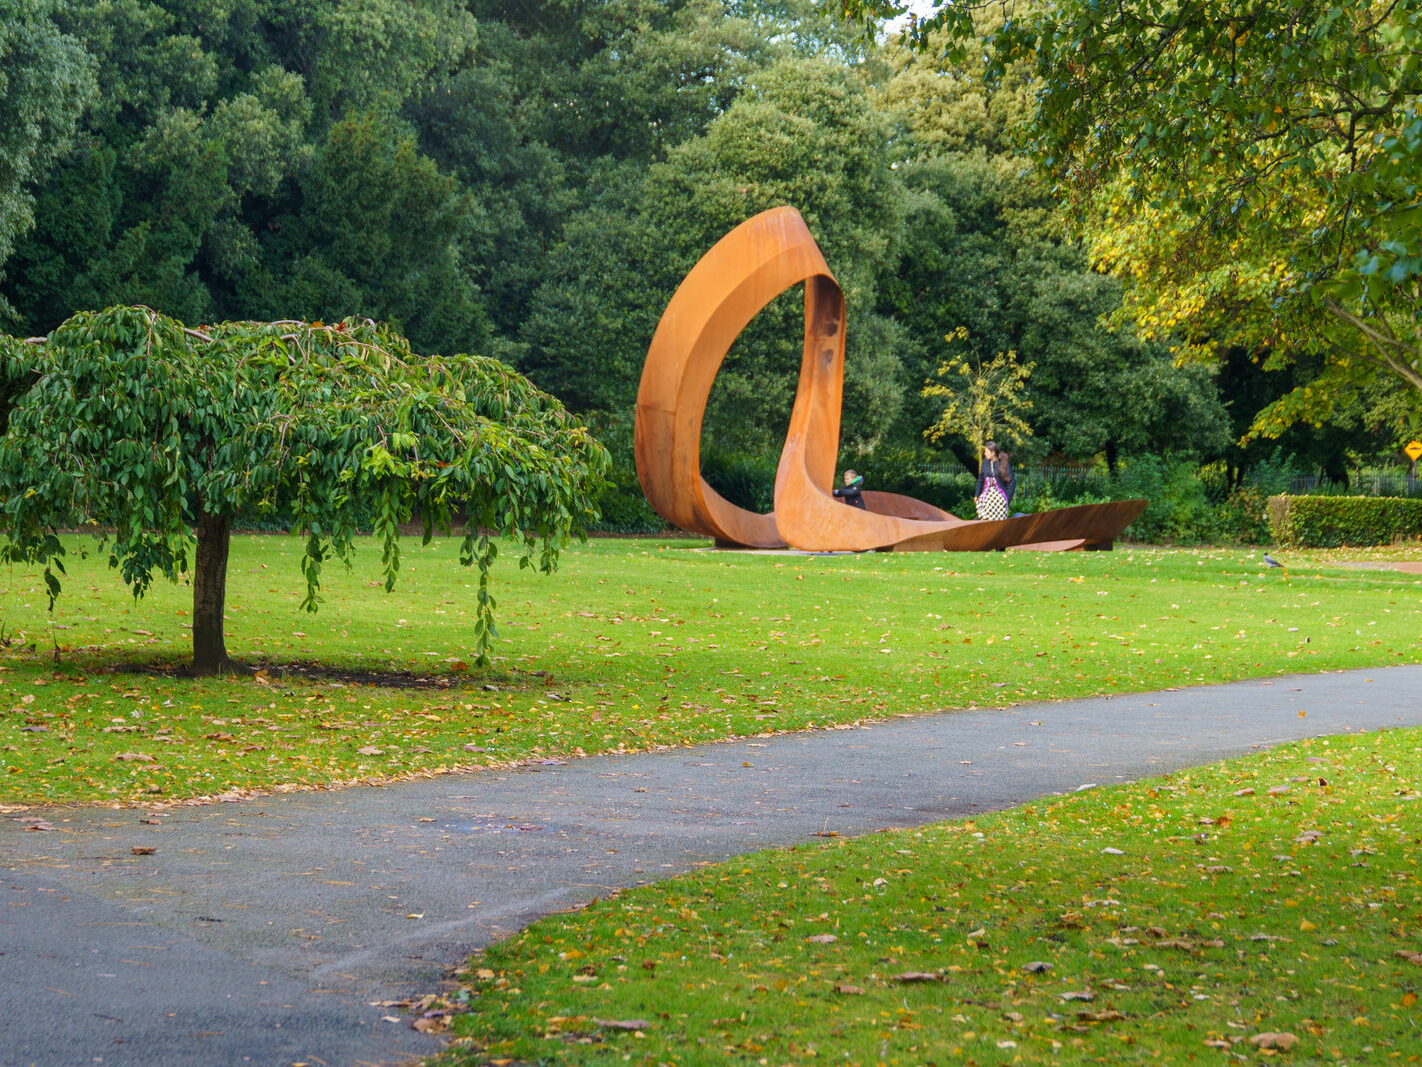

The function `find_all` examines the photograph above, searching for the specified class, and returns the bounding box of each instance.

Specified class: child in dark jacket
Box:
[833,469,866,509]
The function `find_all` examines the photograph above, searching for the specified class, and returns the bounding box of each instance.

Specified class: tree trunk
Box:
[191,510,232,676]
[1105,440,1119,475]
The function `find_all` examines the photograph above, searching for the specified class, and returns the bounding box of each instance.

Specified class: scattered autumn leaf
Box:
[1248,1032,1298,1050]
[1078,1010,1125,1023]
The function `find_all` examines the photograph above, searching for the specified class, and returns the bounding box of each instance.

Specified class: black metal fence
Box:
[921,461,1420,496]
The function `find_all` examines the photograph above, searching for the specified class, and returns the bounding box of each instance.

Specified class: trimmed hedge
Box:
[1266,494,1422,547]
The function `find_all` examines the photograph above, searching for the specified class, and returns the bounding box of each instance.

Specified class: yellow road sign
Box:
[1406,440,1422,461]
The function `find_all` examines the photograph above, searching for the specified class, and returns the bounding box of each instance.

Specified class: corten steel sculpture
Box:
[635,207,1146,551]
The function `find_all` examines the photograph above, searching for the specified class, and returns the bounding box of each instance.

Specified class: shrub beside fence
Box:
[1267,495,1422,548]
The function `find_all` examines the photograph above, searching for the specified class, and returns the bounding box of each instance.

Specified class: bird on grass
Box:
[1263,553,1288,577]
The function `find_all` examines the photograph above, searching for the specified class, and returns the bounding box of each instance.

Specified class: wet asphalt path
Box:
[3,664,1421,1066]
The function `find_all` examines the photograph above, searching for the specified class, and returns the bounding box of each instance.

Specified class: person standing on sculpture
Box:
[975,442,1009,520]
[995,447,1016,510]
[833,469,867,509]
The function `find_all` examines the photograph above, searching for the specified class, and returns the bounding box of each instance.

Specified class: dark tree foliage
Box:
[0,0,1309,494]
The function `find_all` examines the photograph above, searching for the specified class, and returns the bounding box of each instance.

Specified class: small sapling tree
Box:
[0,306,609,675]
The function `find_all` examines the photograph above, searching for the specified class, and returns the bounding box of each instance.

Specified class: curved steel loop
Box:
[636,207,1147,552]
[635,206,834,548]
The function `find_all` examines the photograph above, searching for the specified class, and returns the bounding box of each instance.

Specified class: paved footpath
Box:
[4,665,1421,1067]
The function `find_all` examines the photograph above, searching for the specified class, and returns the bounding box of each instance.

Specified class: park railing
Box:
[921,460,1417,497]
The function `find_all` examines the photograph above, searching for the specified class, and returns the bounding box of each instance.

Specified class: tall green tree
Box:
[0,0,94,316]
[873,27,1230,469]
[0,306,607,675]
[250,109,491,354]
[2,0,487,356]
[520,54,909,453]
[933,0,1422,442]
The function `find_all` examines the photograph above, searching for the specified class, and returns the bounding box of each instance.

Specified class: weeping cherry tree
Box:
[0,305,608,675]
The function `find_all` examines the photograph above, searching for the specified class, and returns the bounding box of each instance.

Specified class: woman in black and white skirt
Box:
[975,441,1010,520]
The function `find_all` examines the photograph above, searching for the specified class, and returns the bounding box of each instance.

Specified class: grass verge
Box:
[440,727,1422,1064]
[1,537,1418,805]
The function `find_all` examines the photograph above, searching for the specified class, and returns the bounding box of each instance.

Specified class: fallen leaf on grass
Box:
[1249,1032,1298,1050]
[1395,950,1422,966]
[594,1018,652,1031]
[1059,990,1094,1002]
[357,746,384,756]
[1021,961,1053,973]
[805,934,838,944]
[1078,1010,1125,1023]
[114,753,156,762]
[835,984,865,995]
[891,972,942,983]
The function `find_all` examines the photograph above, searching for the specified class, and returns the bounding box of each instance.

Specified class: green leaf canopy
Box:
[0,305,609,670]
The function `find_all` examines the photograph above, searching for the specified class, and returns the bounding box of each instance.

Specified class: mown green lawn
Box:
[441,727,1422,1065]
[1,536,1418,805]
[4,534,1420,1063]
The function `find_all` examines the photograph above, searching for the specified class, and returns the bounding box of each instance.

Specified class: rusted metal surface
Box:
[635,207,1147,551]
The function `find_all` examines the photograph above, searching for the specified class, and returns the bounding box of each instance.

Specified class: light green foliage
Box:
[964,0,1422,437]
[0,305,608,668]
[922,329,1033,453]
[447,727,1422,1063]
[873,27,1229,469]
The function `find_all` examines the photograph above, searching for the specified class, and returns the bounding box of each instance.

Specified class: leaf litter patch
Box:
[108,658,552,693]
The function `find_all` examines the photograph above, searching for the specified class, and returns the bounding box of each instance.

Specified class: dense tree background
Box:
[2,0,1410,508]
